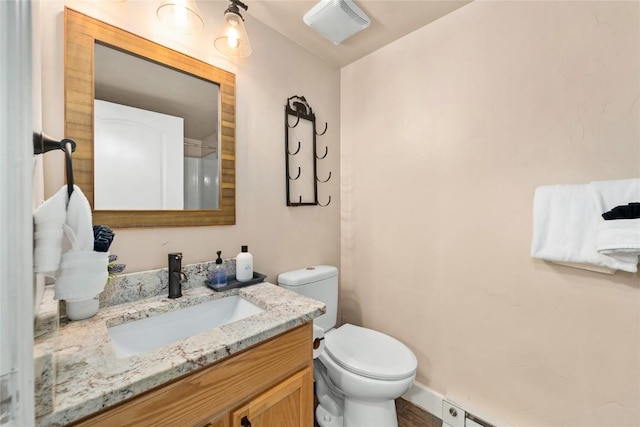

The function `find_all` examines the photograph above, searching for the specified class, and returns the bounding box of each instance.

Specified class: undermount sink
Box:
[108,296,264,358]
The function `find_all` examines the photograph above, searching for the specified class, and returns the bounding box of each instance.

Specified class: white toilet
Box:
[278,265,417,427]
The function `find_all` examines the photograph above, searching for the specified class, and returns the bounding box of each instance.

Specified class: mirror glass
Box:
[94,43,220,210]
[64,8,236,228]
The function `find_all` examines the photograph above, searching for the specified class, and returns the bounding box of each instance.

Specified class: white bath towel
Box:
[589,178,640,267]
[530,184,637,272]
[33,186,67,274]
[54,185,108,301]
[54,250,109,301]
[589,178,640,213]
[596,219,640,264]
[64,185,94,251]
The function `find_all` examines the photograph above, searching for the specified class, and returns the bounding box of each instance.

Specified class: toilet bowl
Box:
[278,266,418,427]
[316,324,416,427]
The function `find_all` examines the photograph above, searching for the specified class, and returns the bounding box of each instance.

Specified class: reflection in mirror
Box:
[94,43,220,210]
[64,7,236,228]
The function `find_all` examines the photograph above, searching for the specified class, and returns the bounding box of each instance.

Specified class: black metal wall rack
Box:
[284,95,331,207]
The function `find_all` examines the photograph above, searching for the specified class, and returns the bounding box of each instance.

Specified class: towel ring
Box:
[62,139,76,197]
[33,133,76,198]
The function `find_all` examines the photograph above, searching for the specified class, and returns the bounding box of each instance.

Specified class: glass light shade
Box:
[214,11,252,58]
[157,0,204,35]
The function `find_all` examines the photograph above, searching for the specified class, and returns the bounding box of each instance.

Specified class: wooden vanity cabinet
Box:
[71,323,313,427]
[230,368,312,427]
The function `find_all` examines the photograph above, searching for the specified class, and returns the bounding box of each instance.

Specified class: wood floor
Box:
[396,398,441,427]
[313,398,441,427]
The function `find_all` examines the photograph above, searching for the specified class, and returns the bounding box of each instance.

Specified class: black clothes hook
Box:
[287,109,301,128]
[318,195,331,207]
[316,171,331,183]
[287,140,301,156]
[315,145,328,160]
[288,166,301,180]
[315,121,328,136]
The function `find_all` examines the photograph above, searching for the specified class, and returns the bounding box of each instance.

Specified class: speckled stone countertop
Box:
[35,281,325,427]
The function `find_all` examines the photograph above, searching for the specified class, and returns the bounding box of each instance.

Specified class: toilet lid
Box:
[324,324,417,381]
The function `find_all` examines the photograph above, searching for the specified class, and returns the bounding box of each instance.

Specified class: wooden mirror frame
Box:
[64,7,236,228]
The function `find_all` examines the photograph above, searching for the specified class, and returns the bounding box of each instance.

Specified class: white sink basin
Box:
[108,296,264,358]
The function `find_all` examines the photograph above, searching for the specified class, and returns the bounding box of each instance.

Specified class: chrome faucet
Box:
[168,252,187,299]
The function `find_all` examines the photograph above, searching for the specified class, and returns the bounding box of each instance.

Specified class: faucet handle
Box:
[174,271,188,282]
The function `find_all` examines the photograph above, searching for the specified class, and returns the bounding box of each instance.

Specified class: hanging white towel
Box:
[54,250,109,301]
[55,185,108,301]
[530,184,637,273]
[33,186,67,274]
[64,185,95,251]
[589,178,640,266]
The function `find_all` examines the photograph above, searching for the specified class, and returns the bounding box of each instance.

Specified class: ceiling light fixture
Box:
[214,0,252,59]
[157,0,204,35]
[303,0,371,45]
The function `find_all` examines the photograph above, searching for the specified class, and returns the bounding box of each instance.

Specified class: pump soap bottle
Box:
[236,245,253,282]
[209,251,228,288]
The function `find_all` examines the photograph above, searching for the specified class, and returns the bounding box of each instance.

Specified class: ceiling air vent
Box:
[303,0,371,45]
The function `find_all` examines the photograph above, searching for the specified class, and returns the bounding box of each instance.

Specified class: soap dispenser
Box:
[236,245,253,282]
[209,251,228,288]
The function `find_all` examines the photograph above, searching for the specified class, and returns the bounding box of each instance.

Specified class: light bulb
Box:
[226,27,240,49]
[156,0,204,34]
[172,6,188,26]
[214,8,252,58]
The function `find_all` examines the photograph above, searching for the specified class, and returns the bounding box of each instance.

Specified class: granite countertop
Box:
[35,281,325,427]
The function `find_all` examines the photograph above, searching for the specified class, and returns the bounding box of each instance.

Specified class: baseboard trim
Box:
[402,381,443,420]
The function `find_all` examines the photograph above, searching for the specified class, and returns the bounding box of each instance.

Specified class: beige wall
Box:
[341,1,639,426]
[40,1,340,278]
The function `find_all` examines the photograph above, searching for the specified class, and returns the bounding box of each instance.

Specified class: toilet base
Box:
[343,398,398,427]
[317,398,399,427]
[316,404,343,427]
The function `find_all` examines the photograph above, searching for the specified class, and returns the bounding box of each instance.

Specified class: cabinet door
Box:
[231,367,313,427]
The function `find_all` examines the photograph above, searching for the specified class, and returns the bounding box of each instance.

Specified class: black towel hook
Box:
[318,195,331,207]
[316,171,331,183]
[287,140,301,156]
[287,109,301,129]
[315,121,328,136]
[315,145,328,160]
[288,166,301,181]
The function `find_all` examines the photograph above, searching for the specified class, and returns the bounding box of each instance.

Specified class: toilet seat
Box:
[324,324,417,381]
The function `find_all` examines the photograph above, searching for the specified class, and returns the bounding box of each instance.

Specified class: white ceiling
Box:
[246,0,472,67]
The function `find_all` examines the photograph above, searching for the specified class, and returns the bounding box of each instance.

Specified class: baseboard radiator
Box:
[442,399,505,427]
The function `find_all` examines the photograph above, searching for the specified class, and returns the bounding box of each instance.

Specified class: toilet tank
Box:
[277,265,338,331]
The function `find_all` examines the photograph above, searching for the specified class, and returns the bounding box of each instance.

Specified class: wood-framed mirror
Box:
[64,7,236,228]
